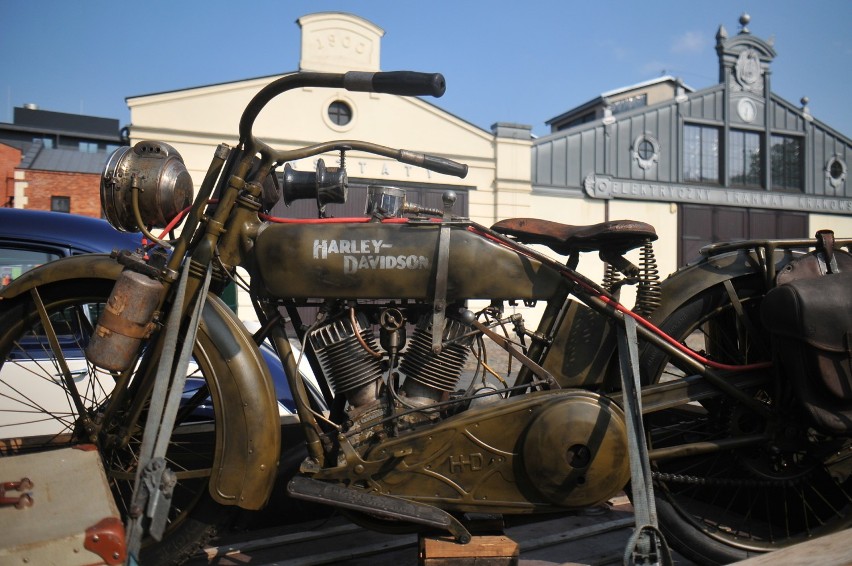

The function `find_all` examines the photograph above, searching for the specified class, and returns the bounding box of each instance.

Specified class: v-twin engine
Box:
[309,307,474,432]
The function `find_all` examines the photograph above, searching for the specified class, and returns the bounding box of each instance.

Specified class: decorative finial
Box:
[801,97,812,121]
[739,13,751,34]
[716,24,728,41]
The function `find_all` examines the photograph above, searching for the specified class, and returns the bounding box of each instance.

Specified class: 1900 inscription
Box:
[315,33,366,54]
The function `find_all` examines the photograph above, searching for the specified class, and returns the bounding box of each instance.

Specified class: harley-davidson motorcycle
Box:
[1,71,850,566]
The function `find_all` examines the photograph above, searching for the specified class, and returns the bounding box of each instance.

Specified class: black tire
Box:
[0,279,235,565]
[639,275,852,565]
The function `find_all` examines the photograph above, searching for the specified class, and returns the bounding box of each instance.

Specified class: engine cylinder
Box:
[400,315,472,401]
[309,311,383,408]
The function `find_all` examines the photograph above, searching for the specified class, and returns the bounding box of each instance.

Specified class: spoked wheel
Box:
[0,279,235,565]
[640,276,852,565]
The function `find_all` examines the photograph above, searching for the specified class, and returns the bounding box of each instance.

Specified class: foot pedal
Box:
[288,475,471,543]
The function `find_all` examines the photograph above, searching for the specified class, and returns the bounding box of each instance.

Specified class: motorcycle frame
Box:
[4,71,852,512]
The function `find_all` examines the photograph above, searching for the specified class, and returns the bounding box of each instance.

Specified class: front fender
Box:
[0,253,280,509]
[647,247,800,324]
[201,295,281,509]
[0,253,122,300]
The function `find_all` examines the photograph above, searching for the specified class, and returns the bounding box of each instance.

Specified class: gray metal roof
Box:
[26,147,108,174]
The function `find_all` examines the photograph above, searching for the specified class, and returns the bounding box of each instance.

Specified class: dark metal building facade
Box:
[533,15,850,265]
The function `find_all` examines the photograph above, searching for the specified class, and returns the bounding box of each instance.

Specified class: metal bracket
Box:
[617,315,672,566]
[84,517,127,565]
[431,223,451,354]
[136,457,177,540]
[0,477,33,509]
[125,263,212,557]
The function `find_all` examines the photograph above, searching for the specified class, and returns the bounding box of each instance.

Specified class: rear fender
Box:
[0,254,280,509]
[647,248,800,324]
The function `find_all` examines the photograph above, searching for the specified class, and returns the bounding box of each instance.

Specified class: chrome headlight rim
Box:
[100,141,193,232]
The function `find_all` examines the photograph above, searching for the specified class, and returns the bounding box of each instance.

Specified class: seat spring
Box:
[603,262,622,292]
[634,240,662,316]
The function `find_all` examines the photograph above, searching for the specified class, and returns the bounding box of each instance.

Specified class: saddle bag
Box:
[761,233,852,435]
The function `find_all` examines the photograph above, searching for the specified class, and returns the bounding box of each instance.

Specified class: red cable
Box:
[470,226,772,373]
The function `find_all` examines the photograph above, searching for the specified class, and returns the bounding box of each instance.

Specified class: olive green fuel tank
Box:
[252,221,564,300]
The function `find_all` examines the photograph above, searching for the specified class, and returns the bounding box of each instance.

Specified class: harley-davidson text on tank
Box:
[312,239,430,274]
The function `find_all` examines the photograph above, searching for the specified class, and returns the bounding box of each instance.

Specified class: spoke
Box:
[30,288,88,419]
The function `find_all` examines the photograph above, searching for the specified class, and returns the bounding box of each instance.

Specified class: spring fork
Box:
[125,263,212,558]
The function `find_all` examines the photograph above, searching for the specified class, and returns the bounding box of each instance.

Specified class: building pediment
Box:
[298,12,384,73]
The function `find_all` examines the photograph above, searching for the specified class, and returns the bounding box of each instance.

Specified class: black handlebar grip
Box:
[344,71,446,98]
[399,150,468,179]
[422,154,468,178]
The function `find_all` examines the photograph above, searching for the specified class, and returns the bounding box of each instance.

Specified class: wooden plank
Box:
[420,535,519,563]
[201,522,364,560]
[186,498,697,566]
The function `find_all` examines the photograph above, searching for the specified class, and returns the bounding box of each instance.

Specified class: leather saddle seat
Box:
[491,218,657,256]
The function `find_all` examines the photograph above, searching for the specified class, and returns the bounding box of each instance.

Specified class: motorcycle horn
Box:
[100,141,194,232]
[281,159,347,208]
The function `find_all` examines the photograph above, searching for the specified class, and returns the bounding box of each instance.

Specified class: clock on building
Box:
[737,98,757,123]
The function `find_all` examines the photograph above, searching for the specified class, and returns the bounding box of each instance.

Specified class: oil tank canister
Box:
[86,269,163,371]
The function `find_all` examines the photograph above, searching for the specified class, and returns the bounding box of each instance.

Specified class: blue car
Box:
[0,208,323,437]
[0,207,142,284]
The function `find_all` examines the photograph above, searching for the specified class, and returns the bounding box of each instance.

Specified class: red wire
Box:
[258,215,443,224]
[470,226,772,373]
[594,292,771,372]
[157,199,221,239]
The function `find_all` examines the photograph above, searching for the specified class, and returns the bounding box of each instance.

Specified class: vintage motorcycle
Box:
[1,71,851,566]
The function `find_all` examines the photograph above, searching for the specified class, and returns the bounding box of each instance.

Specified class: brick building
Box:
[0,105,124,216]
[0,144,21,208]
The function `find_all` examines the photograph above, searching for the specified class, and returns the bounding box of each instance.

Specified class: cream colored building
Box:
[126,12,533,321]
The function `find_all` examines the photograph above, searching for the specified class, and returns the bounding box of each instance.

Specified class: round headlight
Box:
[101,141,193,232]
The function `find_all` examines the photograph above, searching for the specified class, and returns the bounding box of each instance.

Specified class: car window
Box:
[0,247,62,287]
[9,304,96,363]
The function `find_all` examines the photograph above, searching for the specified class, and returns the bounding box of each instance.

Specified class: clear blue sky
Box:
[2,0,850,138]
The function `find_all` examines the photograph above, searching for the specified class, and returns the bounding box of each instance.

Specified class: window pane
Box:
[770,135,803,191]
[51,196,70,213]
[683,125,701,182]
[729,130,761,187]
[611,94,647,115]
[702,127,719,183]
[327,101,352,126]
[683,124,719,184]
[638,140,654,160]
[1,248,62,286]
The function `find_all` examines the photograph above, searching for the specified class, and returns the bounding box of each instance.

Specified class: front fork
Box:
[93,144,253,449]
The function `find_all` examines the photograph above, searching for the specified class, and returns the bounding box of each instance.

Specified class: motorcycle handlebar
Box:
[238,71,466,182]
[240,71,446,141]
[399,150,468,178]
[343,71,446,98]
